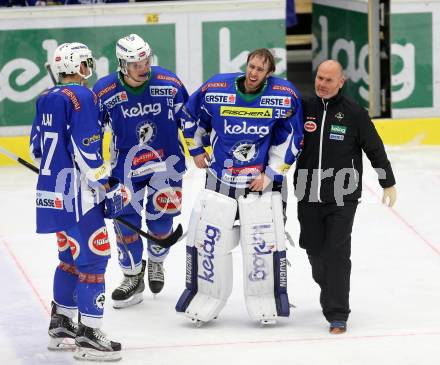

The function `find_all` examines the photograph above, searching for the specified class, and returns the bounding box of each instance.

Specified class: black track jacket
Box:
[294,91,395,204]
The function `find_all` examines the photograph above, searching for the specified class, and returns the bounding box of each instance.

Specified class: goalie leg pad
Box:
[238,191,290,322]
[176,189,239,323]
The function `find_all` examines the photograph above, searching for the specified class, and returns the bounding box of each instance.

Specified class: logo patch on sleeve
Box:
[272,84,298,98]
[97,83,117,98]
[201,82,228,92]
[156,74,183,86]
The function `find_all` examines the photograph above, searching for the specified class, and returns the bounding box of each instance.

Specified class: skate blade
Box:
[112,293,143,309]
[74,347,121,362]
[47,337,76,351]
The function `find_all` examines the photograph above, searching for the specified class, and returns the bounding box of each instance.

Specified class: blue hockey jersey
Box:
[93,67,189,182]
[184,73,304,187]
[30,84,108,233]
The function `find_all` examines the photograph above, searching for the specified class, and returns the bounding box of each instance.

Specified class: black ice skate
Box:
[74,323,121,362]
[147,259,165,294]
[111,260,146,309]
[47,301,78,351]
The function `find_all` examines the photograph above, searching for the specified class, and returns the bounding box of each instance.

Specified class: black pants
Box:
[297,201,358,322]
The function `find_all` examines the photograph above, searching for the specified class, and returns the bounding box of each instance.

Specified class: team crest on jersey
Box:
[136,120,157,145]
[88,227,111,256]
[231,141,258,164]
[260,96,291,108]
[205,93,236,104]
[68,236,80,260]
[36,190,63,210]
[150,86,177,97]
[304,121,317,132]
[57,232,69,252]
[103,91,128,109]
[153,187,182,214]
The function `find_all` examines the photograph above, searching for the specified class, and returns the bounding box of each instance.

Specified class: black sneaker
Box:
[147,259,164,294]
[329,320,347,334]
[74,323,121,361]
[112,260,146,309]
[47,301,78,351]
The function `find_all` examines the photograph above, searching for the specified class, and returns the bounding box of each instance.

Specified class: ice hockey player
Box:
[30,42,127,361]
[93,34,189,308]
[176,48,304,325]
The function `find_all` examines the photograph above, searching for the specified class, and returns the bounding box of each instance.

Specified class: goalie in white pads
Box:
[176,48,303,325]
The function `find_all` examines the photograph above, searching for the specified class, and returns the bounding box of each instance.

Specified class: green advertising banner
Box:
[202,19,286,80]
[391,12,433,109]
[0,1,286,131]
[312,4,368,107]
[0,24,175,127]
[312,1,434,114]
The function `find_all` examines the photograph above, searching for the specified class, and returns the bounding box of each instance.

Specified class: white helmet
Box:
[116,34,152,75]
[53,42,94,80]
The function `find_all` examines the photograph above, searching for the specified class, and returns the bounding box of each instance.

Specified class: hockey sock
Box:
[76,273,106,328]
[117,236,143,274]
[53,262,78,313]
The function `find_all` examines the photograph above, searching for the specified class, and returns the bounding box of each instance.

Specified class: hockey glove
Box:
[105,177,126,219]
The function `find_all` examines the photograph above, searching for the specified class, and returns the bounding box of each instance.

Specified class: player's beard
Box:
[245,77,262,93]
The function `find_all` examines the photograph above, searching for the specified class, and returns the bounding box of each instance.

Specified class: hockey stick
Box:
[0,145,183,248]
[0,145,39,174]
[44,62,57,85]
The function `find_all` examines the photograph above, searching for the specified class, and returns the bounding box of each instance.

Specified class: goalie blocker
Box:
[176,189,290,324]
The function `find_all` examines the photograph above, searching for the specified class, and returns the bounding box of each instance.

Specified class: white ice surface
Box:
[0,146,439,365]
